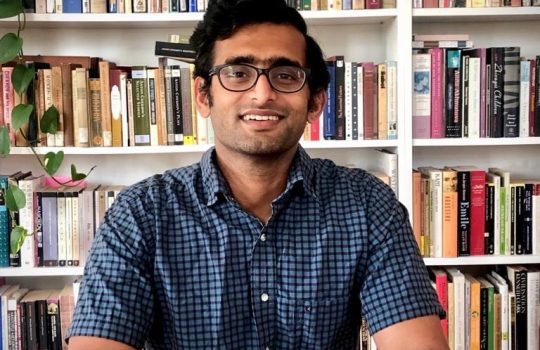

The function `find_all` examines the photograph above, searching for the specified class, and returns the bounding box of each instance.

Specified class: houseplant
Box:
[0,0,92,256]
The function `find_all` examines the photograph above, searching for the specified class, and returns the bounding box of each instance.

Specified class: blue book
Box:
[324,61,336,140]
[189,0,197,12]
[62,0,82,13]
[0,176,10,267]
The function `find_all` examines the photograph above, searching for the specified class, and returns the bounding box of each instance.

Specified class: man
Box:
[68,0,448,349]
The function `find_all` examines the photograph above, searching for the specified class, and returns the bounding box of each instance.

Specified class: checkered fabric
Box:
[68,146,443,350]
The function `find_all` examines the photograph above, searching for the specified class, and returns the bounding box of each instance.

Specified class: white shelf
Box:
[413,7,540,22]
[424,255,540,266]
[0,266,84,277]
[413,137,540,147]
[7,140,398,155]
[0,9,398,29]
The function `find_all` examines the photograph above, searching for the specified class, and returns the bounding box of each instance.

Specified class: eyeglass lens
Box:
[218,65,306,92]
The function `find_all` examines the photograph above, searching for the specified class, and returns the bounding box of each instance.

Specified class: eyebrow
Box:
[224,55,303,68]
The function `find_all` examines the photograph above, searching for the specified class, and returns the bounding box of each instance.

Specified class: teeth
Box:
[243,115,279,121]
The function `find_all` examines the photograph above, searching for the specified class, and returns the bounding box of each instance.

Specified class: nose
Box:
[249,72,277,102]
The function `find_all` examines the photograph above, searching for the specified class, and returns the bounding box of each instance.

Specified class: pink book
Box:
[365,0,381,8]
[529,60,536,137]
[2,66,15,144]
[430,48,444,138]
[310,115,320,141]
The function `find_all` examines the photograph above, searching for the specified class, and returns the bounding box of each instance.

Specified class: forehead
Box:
[212,23,307,66]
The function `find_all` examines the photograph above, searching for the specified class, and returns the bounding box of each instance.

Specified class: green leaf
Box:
[0,126,10,156]
[71,164,88,181]
[12,64,35,95]
[0,0,24,19]
[44,151,64,176]
[10,226,27,256]
[40,106,59,134]
[5,183,25,211]
[11,103,33,130]
[0,33,23,65]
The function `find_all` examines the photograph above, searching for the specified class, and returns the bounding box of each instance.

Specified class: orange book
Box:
[442,169,458,257]
[466,274,481,350]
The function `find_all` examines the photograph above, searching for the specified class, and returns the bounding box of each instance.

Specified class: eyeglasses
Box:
[208,63,310,93]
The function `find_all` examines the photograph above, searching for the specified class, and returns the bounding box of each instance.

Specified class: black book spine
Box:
[37,299,48,350]
[522,183,533,254]
[502,47,520,137]
[333,56,346,140]
[457,171,471,256]
[171,66,184,145]
[485,183,495,255]
[515,185,524,255]
[489,48,505,137]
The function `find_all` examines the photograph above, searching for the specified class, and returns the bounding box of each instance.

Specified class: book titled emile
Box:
[154,41,196,63]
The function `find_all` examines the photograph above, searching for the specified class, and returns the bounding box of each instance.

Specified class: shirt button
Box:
[260,293,269,302]
[260,233,267,242]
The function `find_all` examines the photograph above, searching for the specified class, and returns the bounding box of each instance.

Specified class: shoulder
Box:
[310,158,395,203]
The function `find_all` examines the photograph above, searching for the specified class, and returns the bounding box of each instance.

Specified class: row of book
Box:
[412,166,540,258]
[430,266,539,350]
[0,172,124,268]
[0,280,80,350]
[412,43,540,139]
[413,0,540,7]
[321,57,398,141]
[25,0,396,14]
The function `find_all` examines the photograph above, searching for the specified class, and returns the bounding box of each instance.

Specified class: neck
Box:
[215,146,298,223]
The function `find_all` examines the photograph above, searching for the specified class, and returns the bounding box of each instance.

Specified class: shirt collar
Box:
[201,145,318,206]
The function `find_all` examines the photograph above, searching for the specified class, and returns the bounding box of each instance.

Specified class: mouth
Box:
[241,114,280,121]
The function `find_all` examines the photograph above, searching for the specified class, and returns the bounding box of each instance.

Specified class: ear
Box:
[194,76,211,119]
[307,89,327,124]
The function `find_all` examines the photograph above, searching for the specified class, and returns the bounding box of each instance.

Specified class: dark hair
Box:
[189,0,329,98]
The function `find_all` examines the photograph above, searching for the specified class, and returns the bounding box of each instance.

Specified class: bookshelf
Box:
[0,2,539,282]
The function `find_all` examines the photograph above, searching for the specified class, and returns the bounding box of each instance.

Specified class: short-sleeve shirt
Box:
[68,146,443,349]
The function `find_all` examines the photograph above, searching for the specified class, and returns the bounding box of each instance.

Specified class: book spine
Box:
[132,67,151,146]
[324,61,336,139]
[430,48,444,138]
[489,47,504,137]
[170,66,184,145]
[334,56,346,140]
[502,47,520,137]
[469,170,486,256]
[445,49,462,137]
[362,62,377,140]
[519,59,530,137]
[457,171,471,256]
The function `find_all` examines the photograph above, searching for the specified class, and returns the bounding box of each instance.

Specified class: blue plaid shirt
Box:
[68,146,442,349]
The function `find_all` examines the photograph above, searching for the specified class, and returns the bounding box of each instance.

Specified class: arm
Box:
[373,315,449,350]
[69,336,137,350]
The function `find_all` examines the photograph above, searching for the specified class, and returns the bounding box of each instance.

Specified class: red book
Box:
[430,268,449,340]
[453,166,486,256]
[365,0,381,8]
[361,62,377,140]
[430,48,444,138]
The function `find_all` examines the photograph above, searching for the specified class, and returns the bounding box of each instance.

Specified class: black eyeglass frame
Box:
[208,63,311,93]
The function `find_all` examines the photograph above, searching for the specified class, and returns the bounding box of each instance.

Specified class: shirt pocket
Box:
[298,296,351,349]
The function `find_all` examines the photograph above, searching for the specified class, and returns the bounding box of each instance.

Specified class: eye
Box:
[271,67,302,82]
[223,65,253,81]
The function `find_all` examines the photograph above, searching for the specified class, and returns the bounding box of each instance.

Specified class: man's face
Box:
[195,23,325,157]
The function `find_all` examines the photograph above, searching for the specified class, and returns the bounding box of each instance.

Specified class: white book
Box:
[147,68,159,146]
[356,64,364,140]
[1,285,20,348]
[386,61,398,140]
[487,271,509,350]
[7,288,28,350]
[18,176,43,267]
[344,61,353,141]
[372,149,398,194]
[519,60,530,138]
[57,190,67,266]
[71,189,81,267]
[65,191,73,265]
[446,268,465,350]
[486,173,501,255]
[467,57,480,138]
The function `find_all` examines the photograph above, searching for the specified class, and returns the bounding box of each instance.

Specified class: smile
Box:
[242,115,280,121]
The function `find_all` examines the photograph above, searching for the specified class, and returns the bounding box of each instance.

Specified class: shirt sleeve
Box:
[358,177,445,335]
[67,185,156,349]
